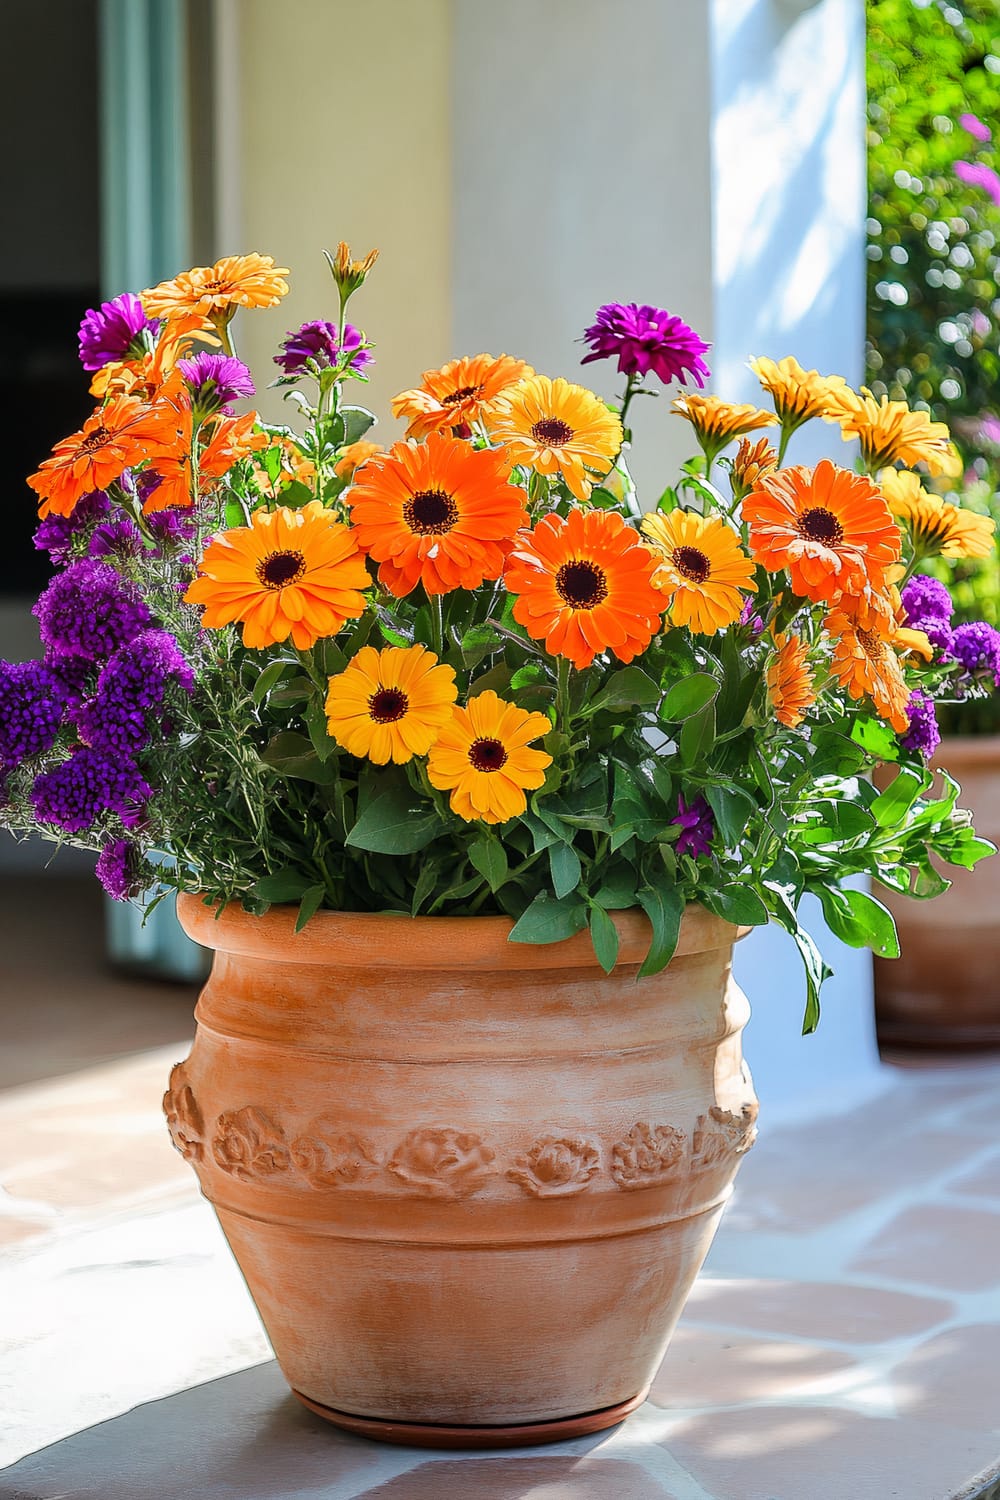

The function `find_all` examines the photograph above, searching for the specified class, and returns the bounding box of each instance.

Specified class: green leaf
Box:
[593,865,638,910]
[635,883,684,978]
[252,658,295,705]
[662,672,720,722]
[870,768,931,829]
[588,903,620,973]
[339,406,376,445]
[815,885,900,957]
[461,622,505,655]
[275,479,315,509]
[346,786,440,854]
[549,841,582,900]
[260,731,338,784]
[508,892,588,945]
[589,666,661,714]
[468,664,514,698]
[705,783,756,848]
[253,870,316,904]
[469,837,509,892]
[294,884,326,933]
[701,885,769,927]
[851,715,899,761]
[305,701,336,761]
[792,924,833,1035]
[680,702,716,768]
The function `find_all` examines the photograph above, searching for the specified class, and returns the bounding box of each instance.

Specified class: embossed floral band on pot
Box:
[2,248,996,1446]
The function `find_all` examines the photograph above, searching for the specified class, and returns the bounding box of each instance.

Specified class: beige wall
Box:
[233,0,453,434]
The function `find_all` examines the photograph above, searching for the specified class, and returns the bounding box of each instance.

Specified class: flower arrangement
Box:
[2,248,997,1030]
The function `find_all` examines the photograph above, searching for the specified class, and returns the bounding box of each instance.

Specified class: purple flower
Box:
[581,303,711,388]
[34,491,112,565]
[738,596,765,637]
[96,838,144,901]
[274,320,372,377]
[0,661,69,767]
[979,414,1000,447]
[78,294,160,372]
[145,507,197,547]
[959,113,991,144]
[177,351,255,414]
[76,630,194,757]
[45,653,93,707]
[900,689,941,762]
[954,160,1000,207]
[88,517,144,560]
[951,621,1000,683]
[34,560,152,663]
[910,615,954,658]
[900,574,954,625]
[31,747,151,834]
[671,793,715,858]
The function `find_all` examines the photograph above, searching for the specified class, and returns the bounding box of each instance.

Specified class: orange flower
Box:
[184,501,370,650]
[139,412,265,513]
[392,354,534,440]
[744,459,901,603]
[348,432,527,597]
[142,254,289,322]
[766,633,816,728]
[730,436,777,502]
[28,396,184,518]
[488,375,622,501]
[426,690,552,825]
[672,394,777,464]
[334,439,383,477]
[640,509,756,635]
[825,606,912,733]
[504,508,664,670]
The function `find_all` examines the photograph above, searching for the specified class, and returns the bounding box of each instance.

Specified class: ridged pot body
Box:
[875,736,1000,1048]
[168,897,756,1430]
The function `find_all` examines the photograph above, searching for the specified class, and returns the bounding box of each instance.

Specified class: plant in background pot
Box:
[0,248,995,1446]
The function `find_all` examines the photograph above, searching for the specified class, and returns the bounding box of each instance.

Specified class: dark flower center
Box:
[468,736,508,772]
[404,488,459,535]
[556,559,608,610]
[79,425,110,454]
[856,627,886,661]
[368,687,409,724]
[531,418,574,447]
[797,506,844,547]
[256,549,307,590]
[443,384,484,406]
[672,545,712,583]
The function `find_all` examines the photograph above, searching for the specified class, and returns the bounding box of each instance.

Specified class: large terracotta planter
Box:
[875,735,1000,1050]
[165,896,756,1448]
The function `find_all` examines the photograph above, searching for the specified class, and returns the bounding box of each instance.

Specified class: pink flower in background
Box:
[979,414,1000,446]
[954,160,1000,206]
[959,112,991,144]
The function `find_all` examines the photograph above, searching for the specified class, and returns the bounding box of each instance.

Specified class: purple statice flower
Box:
[177,351,255,415]
[954,160,1000,207]
[145,507,197,548]
[31,747,151,835]
[581,303,711,388]
[900,689,941,762]
[88,517,144,560]
[671,793,715,858]
[910,615,954,658]
[34,559,152,664]
[951,621,1000,683]
[274,320,372,377]
[33,491,112,566]
[900,574,954,625]
[96,837,144,901]
[78,293,160,372]
[0,661,69,768]
[77,630,194,757]
[959,113,992,144]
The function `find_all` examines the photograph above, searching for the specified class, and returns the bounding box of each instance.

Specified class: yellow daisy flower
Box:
[826,388,958,475]
[427,691,552,825]
[489,375,622,501]
[671,393,777,466]
[749,355,847,432]
[878,468,995,559]
[325,645,457,765]
[641,509,756,635]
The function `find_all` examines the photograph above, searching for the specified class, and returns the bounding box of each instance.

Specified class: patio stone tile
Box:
[649,1325,857,1408]
[949,1152,1000,1202]
[849,1205,1000,1292]
[358,1456,678,1498]
[684,1277,953,1343]
[891,1323,1000,1432]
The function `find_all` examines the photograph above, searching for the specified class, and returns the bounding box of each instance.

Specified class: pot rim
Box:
[176,892,738,971]
[935,731,1000,769]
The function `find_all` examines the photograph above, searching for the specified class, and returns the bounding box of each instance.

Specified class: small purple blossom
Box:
[671,793,715,858]
[979,414,1000,447]
[910,615,954,658]
[88,517,144,560]
[76,630,194,757]
[177,351,255,413]
[901,689,941,762]
[951,621,1000,683]
[900,574,954,625]
[45,653,93,707]
[31,747,151,834]
[96,838,144,901]
[581,303,711,388]
[954,160,1000,207]
[33,491,112,565]
[274,320,372,377]
[0,661,69,768]
[145,507,197,547]
[78,294,160,372]
[959,113,991,144]
[34,560,152,663]
[738,596,765,637]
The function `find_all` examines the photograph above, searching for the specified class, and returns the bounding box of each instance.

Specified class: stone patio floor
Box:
[1,877,999,1499]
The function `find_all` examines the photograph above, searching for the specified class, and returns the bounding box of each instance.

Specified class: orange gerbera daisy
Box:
[825,606,912,733]
[184,501,370,650]
[504,508,664,670]
[141,254,290,323]
[426,690,552,825]
[749,356,847,431]
[348,432,527,597]
[766,633,816,728]
[672,393,777,465]
[878,468,995,560]
[334,439,383,477]
[730,436,778,503]
[27,395,184,518]
[138,411,265,514]
[825,388,958,476]
[489,376,622,501]
[640,509,756,635]
[391,354,534,440]
[744,459,901,603]
[325,644,457,764]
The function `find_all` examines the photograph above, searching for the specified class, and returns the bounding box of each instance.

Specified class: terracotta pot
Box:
[166,896,756,1448]
[875,734,1000,1050]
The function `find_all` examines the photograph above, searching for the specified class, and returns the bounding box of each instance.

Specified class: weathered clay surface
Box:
[169,898,755,1434]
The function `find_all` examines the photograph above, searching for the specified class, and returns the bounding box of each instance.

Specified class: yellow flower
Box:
[766,633,816,728]
[142,254,290,323]
[427,691,552,825]
[878,468,995,559]
[489,375,622,501]
[641,509,756,635]
[826,388,957,475]
[729,436,778,503]
[672,393,777,465]
[325,241,380,298]
[325,645,457,764]
[749,355,847,431]
[334,440,383,477]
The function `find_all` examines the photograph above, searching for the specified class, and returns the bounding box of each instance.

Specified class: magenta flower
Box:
[96,838,144,901]
[274,320,372,376]
[671,793,715,858]
[581,303,711,388]
[78,294,160,372]
[954,160,1000,207]
[177,352,255,415]
[959,113,991,144]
